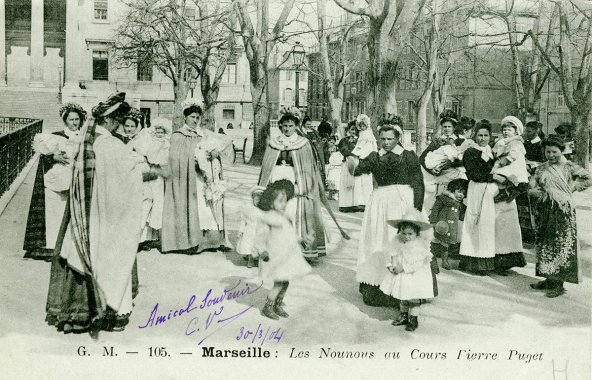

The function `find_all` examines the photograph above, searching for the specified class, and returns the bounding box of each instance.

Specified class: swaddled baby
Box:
[33,133,80,192]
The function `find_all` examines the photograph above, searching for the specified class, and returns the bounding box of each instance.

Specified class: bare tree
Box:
[112,0,233,129]
[334,0,427,129]
[528,0,591,167]
[317,0,363,133]
[233,0,296,165]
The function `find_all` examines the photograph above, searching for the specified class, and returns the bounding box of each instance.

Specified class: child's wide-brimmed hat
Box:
[387,209,432,231]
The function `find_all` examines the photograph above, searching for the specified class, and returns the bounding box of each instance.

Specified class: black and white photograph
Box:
[0,0,591,378]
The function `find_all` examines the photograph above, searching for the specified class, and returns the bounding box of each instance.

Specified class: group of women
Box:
[22,95,590,336]
[23,93,235,336]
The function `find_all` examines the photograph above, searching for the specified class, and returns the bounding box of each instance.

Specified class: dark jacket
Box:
[429,191,466,245]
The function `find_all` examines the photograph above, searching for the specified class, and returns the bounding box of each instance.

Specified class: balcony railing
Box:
[0,117,43,199]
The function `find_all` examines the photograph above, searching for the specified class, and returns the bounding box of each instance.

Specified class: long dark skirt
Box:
[494,252,526,271]
[23,160,54,261]
[458,256,495,272]
[45,255,95,332]
[535,199,579,284]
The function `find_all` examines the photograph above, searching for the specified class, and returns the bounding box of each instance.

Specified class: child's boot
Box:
[261,298,280,320]
[405,316,418,331]
[391,312,408,326]
[274,297,289,318]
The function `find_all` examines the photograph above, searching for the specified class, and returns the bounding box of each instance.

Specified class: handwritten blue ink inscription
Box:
[138,280,264,345]
[236,323,284,346]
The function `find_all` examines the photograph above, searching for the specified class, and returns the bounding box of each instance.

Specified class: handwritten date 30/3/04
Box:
[237,323,284,346]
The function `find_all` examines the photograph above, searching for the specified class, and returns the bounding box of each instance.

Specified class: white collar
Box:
[379,144,404,156]
[529,136,541,144]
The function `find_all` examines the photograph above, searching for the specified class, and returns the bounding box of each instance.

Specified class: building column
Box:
[29,0,44,87]
[0,0,6,86]
[64,0,79,88]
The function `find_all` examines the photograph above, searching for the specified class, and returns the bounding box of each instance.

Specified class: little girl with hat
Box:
[380,209,434,331]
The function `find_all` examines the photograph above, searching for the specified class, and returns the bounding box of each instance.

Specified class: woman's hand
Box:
[53,151,70,165]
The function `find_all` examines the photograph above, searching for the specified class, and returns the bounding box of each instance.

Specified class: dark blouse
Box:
[354,149,425,210]
[524,139,544,162]
[462,147,495,183]
[275,150,294,166]
[337,136,358,161]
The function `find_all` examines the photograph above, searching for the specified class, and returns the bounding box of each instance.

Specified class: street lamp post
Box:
[290,41,305,110]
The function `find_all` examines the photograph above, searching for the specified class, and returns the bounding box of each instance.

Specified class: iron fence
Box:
[0,117,43,199]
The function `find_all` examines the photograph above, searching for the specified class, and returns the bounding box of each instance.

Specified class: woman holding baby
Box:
[458,119,526,275]
[23,103,85,261]
[419,110,468,216]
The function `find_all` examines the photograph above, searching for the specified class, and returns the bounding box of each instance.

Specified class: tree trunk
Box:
[250,80,270,166]
[202,103,216,131]
[330,97,344,137]
[172,81,187,130]
[572,106,591,169]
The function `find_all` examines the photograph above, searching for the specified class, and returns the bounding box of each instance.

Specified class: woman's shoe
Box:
[530,279,549,290]
[545,287,566,298]
[261,298,280,320]
[391,312,408,326]
[405,316,418,331]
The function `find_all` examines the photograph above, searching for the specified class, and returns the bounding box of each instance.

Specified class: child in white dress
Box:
[250,180,313,320]
[380,209,434,332]
[325,141,343,200]
[492,116,529,203]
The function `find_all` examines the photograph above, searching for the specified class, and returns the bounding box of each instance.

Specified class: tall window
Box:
[299,89,307,106]
[222,64,236,84]
[284,88,293,104]
[407,100,415,123]
[94,0,108,20]
[557,92,565,107]
[137,56,153,81]
[92,50,109,81]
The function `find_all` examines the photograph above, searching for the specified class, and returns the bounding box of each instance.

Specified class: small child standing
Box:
[380,209,434,332]
[236,186,265,268]
[491,116,530,203]
[251,180,313,320]
[325,140,343,201]
[429,179,468,269]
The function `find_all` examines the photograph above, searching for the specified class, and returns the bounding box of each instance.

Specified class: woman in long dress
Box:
[347,114,376,212]
[23,103,85,261]
[528,137,591,297]
[46,92,145,335]
[351,116,425,306]
[459,121,526,275]
[258,107,327,259]
[161,103,233,254]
